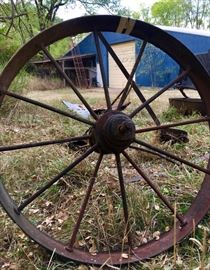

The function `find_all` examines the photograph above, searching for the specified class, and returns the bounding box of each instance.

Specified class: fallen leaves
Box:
[37,209,69,232]
[1,263,20,270]
[121,253,129,259]
[153,231,160,240]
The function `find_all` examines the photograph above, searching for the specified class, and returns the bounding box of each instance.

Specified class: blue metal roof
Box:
[159,25,210,37]
[65,26,210,87]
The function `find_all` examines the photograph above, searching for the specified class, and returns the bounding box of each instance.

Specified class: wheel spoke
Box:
[135,138,210,175]
[129,145,178,165]
[122,151,186,226]
[129,68,190,118]
[98,32,160,125]
[16,144,97,212]
[111,86,129,107]
[115,153,132,246]
[66,153,103,250]
[117,40,147,110]
[2,90,94,126]
[135,116,210,133]
[41,45,98,120]
[93,31,111,110]
[0,135,89,152]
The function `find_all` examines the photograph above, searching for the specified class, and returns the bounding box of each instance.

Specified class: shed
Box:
[64,25,210,88]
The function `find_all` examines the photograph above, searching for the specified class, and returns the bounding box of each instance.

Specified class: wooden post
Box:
[61,60,66,88]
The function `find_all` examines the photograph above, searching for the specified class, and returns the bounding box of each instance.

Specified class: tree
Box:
[0,0,121,38]
[185,0,210,29]
[0,1,39,44]
[151,0,188,27]
[34,0,68,31]
[116,6,132,17]
[78,0,121,15]
[27,0,121,31]
[150,0,210,29]
[132,4,152,23]
[0,0,122,60]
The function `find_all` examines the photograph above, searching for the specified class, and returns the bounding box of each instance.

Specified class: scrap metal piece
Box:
[63,101,130,119]
[169,98,207,116]
[63,100,90,119]
[160,128,189,144]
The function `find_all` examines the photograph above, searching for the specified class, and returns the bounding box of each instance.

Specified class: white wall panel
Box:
[109,41,135,88]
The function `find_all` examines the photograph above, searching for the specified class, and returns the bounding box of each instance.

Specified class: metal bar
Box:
[111,86,128,107]
[135,138,210,175]
[115,153,132,246]
[135,116,210,133]
[129,69,190,118]
[0,135,89,152]
[117,40,147,110]
[2,90,94,126]
[66,153,103,250]
[98,32,160,125]
[122,151,186,226]
[41,45,98,121]
[61,59,66,87]
[129,145,178,165]
[93,31,111,110]
[17,144,97,212]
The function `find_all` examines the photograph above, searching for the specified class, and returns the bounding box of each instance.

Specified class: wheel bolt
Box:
[118,122,130,134]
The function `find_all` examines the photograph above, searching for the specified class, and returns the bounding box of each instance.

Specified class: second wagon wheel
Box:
[0,15,210,265]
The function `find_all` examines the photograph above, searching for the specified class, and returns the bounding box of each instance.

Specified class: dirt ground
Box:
[27,87,200,103]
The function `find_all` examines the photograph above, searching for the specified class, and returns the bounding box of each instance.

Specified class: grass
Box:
[0,87,209,270]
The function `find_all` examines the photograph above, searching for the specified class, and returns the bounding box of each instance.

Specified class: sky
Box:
[57,0,156,21]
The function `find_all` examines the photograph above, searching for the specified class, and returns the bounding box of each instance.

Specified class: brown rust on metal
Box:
[135,116,210,133]
[0,15,210,266]
[169,97,207,116]
[90,111,135,154]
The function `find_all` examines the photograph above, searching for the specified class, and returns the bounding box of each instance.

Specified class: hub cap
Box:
[90,111,135,154]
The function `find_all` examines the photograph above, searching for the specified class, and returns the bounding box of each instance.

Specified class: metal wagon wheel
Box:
[0,15,210,265]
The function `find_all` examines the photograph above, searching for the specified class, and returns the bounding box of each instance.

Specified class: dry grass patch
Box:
[0,88,209,270]
[26,76,64,92]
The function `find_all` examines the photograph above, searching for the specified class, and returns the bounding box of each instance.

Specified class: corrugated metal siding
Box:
[65,29,210,87]
[135,41,179,87]
[135,31,210,87]
[167,31,210,54]
[109,41,135,88]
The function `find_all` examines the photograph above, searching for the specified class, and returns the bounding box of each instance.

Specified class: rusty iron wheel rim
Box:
[0,15,210,265]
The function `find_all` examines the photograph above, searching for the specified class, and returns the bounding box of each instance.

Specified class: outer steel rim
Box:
[1,176,210,265]
[0,15,210,265]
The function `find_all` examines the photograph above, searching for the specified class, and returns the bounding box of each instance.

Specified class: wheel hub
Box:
[90,111,135,154]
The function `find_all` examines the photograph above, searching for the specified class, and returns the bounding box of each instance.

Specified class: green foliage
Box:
[50,37,70,58]
[77,0,121,15]
[126,0,210,30]
[185,0,210,29]
[0,32,20,64]
[0,2,40,64]
[0,0,124,64]
[10,69,29,93]
[151,0,188,26]
[150,0,210,29]
[0,69,29,115]
[161,106,182,122]
[132,4,152,23]
[116,7,132,17]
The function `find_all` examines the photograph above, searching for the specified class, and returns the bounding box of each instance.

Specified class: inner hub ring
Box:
[90,111,135,154]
